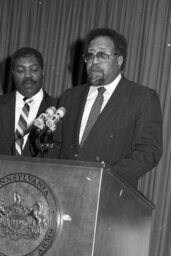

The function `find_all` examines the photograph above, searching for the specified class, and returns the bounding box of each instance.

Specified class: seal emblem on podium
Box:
[0,173,61,256]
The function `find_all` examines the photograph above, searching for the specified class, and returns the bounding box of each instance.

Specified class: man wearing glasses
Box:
[57,28,162,188]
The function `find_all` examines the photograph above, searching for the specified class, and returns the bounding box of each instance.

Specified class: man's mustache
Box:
[22,79,36,84]
[89,65,103,73]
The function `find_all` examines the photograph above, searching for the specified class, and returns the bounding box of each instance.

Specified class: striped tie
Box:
[15,99,32,155]
[80,87,105,147]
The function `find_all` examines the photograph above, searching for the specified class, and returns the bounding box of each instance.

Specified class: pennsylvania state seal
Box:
[0,173,61,256]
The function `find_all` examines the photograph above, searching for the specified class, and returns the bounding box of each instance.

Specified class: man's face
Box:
[12,55,43,98]
[86,36,123,86]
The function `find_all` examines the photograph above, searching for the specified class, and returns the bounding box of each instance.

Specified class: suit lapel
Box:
[98,78,129,123]
[71,85,89,147]
[0,93,16,148]
[36,92,49,117]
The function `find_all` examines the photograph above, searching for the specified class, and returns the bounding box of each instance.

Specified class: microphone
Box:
[23,106,56,136]
[44,106,56,117]
[36,107,65,154]
[33,106,56,130]
[45,107,66,132]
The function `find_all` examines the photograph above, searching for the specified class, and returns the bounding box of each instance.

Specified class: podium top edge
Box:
[0,155,104,169]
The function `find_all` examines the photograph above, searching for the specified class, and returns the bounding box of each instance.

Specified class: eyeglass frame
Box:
[83,51,120,63]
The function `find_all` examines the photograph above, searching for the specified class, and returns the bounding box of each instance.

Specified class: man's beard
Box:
[87,65,105,86]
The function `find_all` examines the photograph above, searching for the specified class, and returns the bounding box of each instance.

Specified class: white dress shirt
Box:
[79,73,122,143]
[15,89,44,148]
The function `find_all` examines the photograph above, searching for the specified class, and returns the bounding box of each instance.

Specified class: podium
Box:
[0,156,154,256]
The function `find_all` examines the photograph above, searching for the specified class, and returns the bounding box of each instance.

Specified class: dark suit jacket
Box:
[0,91,58,158]
[57,76,163,188]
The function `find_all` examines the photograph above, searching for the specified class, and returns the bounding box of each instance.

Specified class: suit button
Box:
[96,156,100,162]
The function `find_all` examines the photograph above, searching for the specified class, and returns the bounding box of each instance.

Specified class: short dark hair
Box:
[11,47,44,69]
[84,28,127,70]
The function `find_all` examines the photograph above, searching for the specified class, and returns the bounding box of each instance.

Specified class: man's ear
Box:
[117,56,123,69]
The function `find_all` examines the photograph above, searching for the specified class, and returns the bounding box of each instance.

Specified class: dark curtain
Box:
[0,0,170,255]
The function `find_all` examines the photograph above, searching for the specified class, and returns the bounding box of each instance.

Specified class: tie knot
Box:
[23,97,28,102]
[23,97,33,105]
[98,87,105,94]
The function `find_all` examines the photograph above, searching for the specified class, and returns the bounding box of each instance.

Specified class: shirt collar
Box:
[90,73,122,93]
[16,88,44,103]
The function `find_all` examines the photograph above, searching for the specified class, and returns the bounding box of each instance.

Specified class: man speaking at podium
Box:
[0,47,57,157]
[57,28,163,188]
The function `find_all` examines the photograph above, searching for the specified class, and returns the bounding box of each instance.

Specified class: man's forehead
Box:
[14,56,40,66]
[88,36,114,51]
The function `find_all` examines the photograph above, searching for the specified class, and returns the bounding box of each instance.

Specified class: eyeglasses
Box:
[83,51,119,63]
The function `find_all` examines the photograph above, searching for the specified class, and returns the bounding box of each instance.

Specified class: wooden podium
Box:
[0,156,154,256]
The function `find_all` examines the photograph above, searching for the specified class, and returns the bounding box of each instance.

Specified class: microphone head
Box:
[56,107,66,118]
[34,118,45,130]
[33,113,47,130]
[45,107,66,132]
[46,106,56,116]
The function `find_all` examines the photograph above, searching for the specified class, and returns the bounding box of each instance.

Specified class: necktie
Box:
[80,87,105,147]
[15,99,32,155]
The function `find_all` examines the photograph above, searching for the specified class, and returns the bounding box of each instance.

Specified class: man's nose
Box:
[92,54,100,64]
[25,69,32,77]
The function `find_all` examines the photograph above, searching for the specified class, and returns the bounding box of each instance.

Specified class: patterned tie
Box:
[15,99,32,155]
[80,87,106,147]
